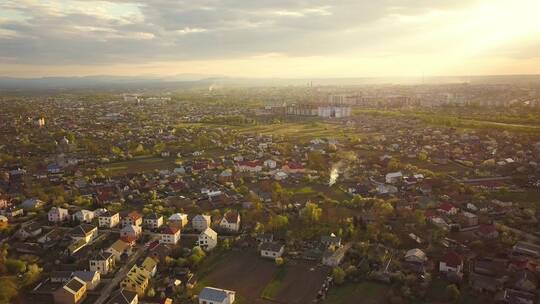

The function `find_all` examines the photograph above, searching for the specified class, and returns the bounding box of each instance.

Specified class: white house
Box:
[70,224,98,243]
[260,242,284,259]
[72,210,95,223]
[168,213,189,228]
[143,213,163,229]
[99,211,120,228]
[159,226,181,245]
[48,207,69,223]
[235,161,262,173]
[439,251,463,274]
[73,271,101,290]
[385,171,403,184]
[198,287,235,304]
[192,214,211,231]
[121,224,142,241]
[219,211,240,233]
[89,251,115,275]
[274,171,288,181]
[198,227,218,251]
[264,159,277,169]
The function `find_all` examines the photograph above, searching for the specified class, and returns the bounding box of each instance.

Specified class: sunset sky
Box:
[1,0,540,78]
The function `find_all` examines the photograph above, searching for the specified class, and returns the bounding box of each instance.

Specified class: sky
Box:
[1,0,540,78]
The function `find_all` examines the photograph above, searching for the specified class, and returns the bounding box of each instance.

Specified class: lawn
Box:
[323,281,390,304]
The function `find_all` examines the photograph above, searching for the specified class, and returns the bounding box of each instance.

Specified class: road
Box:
[93,242,148,304]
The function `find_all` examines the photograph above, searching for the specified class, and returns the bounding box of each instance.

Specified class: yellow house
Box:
[121,265,151,296]
[0,215,8,230]
[53,276,87,304]
[141,257,157,277]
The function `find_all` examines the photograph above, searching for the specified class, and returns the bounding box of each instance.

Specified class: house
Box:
[168,213,188,228]
[72,271,100,290]
[105,289,138,304]
[70,224,98,243]
[219,211,240,233]
[260,242,284,259]
[99,211,120,228]
[235,161,262,173]
[106,289,138,304]
[51,271,75,284]
[513,270,538,292]
[198,228,218,251]
[439,250,464,274]
[198,287,235,304]
[405,248,427,264]
[143,213,163,229]
[121,265,150,296]
[192,214,211,231]
[16,222,43,240]
[106,239,132,261]
[21,198,45,210]
[496,288,536,304]
[48,207,70,223]
[1,206,23,218]
[0,215,8,230]
[459,211,478,227]
[477,224,499,239]
[322,244,350,267]
[89,251,116,275]
[159,226,181,245]
[438,203,458,215]
[141,257,158,277]
[469,272,500,293]
[321,233,341,248]
[512,242,540,257]
[68,239,89,255]
[121,225,142,242]
[72,210,95,223]
[274,171,288,181]
[121,211,142,227]
[264,159,277,169]
[53,276,87,304]
[281,162,305,174]
[385,171,403,184]
[256,233,274,243]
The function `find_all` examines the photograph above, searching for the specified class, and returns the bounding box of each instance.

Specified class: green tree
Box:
[332,267,346,285]
[446,284,460,302]
[300,202,322,223]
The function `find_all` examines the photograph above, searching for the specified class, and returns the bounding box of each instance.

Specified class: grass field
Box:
[102,156,175,175]
[178,121,349,141]
[323,281,390,304]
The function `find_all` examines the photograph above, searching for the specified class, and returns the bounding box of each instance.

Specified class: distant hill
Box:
[1,74,540,91]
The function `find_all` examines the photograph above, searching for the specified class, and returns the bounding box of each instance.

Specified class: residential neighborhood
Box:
[0,84,539,304]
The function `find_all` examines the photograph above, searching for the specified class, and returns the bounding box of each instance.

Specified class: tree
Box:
[23,264,42,286]
[5,259,26,274]
[147,287,156,297]
[307,151,327,171]
[446,284,460,302]
[332,267,346,285]
[300,202,322,223]
[269,215,289,232]
[275,257,284,266]
[189,246,206,266]
[0,278,18,303]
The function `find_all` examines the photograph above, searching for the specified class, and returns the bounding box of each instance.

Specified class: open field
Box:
[198,249,328,304]
[323,281,391,304]
[102,156,175,175]
[353,109,540,134]
[178,121,351,141]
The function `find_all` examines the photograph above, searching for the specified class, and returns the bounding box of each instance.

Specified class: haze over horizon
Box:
[1,0,540,78]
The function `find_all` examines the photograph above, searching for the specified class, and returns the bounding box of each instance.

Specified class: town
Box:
[0,83,539,304]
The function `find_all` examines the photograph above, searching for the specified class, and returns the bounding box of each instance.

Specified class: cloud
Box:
[0,0,482,65]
